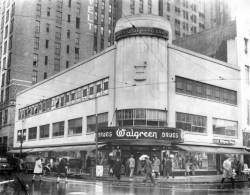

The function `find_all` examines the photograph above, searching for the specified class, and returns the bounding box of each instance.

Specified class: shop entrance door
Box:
[122,147,161,176]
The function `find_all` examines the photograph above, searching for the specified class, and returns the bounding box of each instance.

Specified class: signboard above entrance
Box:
[115,27,169,41]
[98,127,183,143]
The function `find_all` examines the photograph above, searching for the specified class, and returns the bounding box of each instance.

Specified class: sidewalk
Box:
[44,174,250,184]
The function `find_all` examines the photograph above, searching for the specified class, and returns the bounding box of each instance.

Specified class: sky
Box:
[230,0,250,20]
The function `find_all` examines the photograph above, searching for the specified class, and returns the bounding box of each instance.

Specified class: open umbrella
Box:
[139,154,149,161]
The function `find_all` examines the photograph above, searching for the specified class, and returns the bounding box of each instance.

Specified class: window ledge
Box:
[86,132,95,135]
[184,131,207,136]
[67,133,82,137]
[52,135,64,139]
[39,137,50,140]
[213,135,238,139]
[28,138,37,141]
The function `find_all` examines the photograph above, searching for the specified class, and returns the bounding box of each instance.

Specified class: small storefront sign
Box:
[213,138,235,145]
[96,165,103,177]
[98,127,183,143]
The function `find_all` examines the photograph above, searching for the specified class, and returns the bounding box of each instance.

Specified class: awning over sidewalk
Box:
[8,148,33,153]
[8,144,105,153]
[176,145,248,154]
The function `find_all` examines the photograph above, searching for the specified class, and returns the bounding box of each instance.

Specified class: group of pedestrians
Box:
[220,156,243,188]
[108,154,174,185]
[32,156,68,183]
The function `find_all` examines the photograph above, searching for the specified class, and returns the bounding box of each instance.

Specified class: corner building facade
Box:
[14,15,244,175]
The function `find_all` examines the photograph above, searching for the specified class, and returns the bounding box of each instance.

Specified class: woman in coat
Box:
[113,158,122,180]
[152,156,160,178]
[32,157,43,181]
[142,157,156,184]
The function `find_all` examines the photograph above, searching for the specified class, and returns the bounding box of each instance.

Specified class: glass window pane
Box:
[40,124,50,138]
[52,121,64,137]
[28,127,37,140]
[68,117,82,135]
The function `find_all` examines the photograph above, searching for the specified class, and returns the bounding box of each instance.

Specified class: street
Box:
[1,174,250,195]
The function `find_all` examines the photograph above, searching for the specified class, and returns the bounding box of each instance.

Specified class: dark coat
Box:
[166,159,172,170]
[143,159,153,174]
[113,160,122,176]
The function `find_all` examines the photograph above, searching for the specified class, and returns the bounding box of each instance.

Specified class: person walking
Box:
[221,157,235,188]
[185,159,190,176]
[127,155,135,178]
[32,157,43,182]
[142,157,156,184]
[162,156,167,177]
[152,156,160,178]
[57,158,68,183]
[113,157,122,180]
[166,156,174,179]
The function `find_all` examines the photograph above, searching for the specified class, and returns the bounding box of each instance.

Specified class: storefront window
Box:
[213,118,238,137]
[171,151,216,171]
[176,112,206,133]
[52,121,64,137]
[68,117,82,135]
[116,109,167,127]
[40,124,50,138]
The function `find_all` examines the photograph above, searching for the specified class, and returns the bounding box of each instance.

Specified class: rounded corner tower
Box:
[114,15,173,43]
[114,15,172,111]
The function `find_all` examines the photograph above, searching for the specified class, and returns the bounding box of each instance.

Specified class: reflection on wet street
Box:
[1,177,250,195]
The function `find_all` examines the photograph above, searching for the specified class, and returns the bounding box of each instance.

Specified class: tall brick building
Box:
[0,0,232,152]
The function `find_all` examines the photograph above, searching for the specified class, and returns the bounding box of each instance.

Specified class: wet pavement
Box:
[1,174,250,195]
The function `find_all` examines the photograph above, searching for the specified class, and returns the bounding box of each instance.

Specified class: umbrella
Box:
[139,154,149,161]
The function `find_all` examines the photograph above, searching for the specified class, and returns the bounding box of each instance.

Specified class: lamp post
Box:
[18,130,26,158]
[95,90,98,166]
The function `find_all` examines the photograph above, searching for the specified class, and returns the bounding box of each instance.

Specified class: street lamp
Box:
[18,130,26,158]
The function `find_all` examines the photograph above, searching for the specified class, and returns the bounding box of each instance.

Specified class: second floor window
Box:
[213,118,237,137]
[52,121,64,137]
[87,112,108,133]
[176,112,207,133]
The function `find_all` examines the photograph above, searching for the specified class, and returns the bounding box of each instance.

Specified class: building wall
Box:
[168,45,241,147]
[0,0,235,151]
[173,21,237,64]
[14,17,241,150]
[235,14,250,135]
[14,47,115,148]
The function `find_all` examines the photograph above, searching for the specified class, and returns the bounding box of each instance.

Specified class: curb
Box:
[41,175,250,185]
[0,180,15,185]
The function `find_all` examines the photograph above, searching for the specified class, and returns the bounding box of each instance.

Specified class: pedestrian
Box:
[127,155,135,177]
[57,158,68,183]
[19,158,25,172]
[108,156,115,177]
[166,156,174,179]
[32,157,43,182]
[221,157,235,188]
[113,157,122,180]
[190,162,196,176]
[162,156,167,177]
[142,157,156,184]
[86,156,91,173]
[152,156,160,178]
[185,159,190,176]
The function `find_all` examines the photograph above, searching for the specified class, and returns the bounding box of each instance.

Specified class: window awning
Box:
[8,144,105,153]
[176,145,248,154]
[8,148,33,153]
